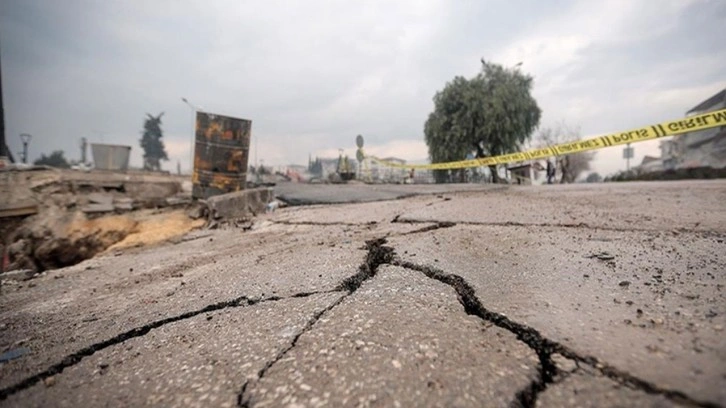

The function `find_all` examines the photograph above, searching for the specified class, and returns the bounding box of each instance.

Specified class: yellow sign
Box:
[367,108,726,170]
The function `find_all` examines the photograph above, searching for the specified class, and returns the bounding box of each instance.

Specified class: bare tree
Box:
[536,122,595,183]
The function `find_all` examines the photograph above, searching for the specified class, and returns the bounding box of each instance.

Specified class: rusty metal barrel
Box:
[192,111,251,199]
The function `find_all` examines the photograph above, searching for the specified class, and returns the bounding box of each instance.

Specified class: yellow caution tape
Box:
[367,108,726,170]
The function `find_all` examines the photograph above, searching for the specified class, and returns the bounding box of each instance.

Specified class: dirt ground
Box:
[106,210,206,251]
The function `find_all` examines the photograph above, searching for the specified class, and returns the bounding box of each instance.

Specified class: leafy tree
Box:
[424,60,541,183]
[140,112,168,171]
[585,172,602,183]
[34,150,70,168]
[536,123,595,183]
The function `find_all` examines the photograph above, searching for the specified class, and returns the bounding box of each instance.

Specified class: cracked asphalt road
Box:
[1,180,725,407]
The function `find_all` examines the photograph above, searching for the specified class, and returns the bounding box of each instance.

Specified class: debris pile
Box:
[1,167,197,276]
[8,210,137,271]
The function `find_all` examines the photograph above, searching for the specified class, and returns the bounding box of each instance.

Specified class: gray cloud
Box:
[1,0,724,176]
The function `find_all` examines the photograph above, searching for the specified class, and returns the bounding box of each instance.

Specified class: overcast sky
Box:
[2,0,724,176]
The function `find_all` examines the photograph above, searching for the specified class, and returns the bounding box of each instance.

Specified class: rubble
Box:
[0,200,38,218]
[1,167,279,277]
[8,209,138,272]
[0,167,198,276]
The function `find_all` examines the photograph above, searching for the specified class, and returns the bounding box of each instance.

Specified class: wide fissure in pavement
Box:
[392,260,555,407]
[0,290,338,401]
[4,234,719,407]
[392,259,717,408]
[237,238,395,407]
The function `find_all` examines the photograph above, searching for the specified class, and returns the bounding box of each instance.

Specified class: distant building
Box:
[661,88,726,170]
[371,157,408,183]
[634,155,662,173]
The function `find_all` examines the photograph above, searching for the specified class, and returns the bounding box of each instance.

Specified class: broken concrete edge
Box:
[0,200,39,218]
[0,269,36,281]
[0,165,55,173]
[203,187,275,223]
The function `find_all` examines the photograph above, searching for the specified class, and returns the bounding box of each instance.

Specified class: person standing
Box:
[546,159,555,184]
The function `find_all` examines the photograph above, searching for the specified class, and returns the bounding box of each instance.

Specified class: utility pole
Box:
[0,38,7,161]
[626,143,632,171]
[20,133,31,163]
[80,137,88,163]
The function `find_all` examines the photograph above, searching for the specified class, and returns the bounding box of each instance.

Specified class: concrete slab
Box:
[206,187,273,220]
[87,193,113,205]
[388,224,726,404]
[0,224,363,390]
[0,200,38,218]
[397,180,726,232]
[537,369,676,408]
[2,294,342,408]
[273,194,434,225]
[274,181,503,206]
[81,203,115,213]
[243,265,539,407]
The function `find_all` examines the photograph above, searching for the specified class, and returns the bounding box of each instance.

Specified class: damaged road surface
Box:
[1,180,725,407]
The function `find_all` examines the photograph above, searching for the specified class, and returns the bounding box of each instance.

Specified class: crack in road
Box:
[390,260,555,407]
[236,295,346,408]
[390,214,457,236]
[336,238,395,293]
[393,218,720,235]
[0,290,341,401]
[399,221,457,236]
[237,238,394,407]
[392,259,718,408]
[3,231,719,406]
[271,220,377,227]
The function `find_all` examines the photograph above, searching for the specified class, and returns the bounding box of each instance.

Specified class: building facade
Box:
[661,89,726,170]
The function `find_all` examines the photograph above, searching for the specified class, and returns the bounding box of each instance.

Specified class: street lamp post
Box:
[181,98,202,174]
[627,143,631,171]
[623,143,634,172]
[19,133,32,164]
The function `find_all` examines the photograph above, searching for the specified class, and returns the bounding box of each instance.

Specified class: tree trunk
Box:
[559,157,569,184]
[433,169,448,184]
[489,165,500,183]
